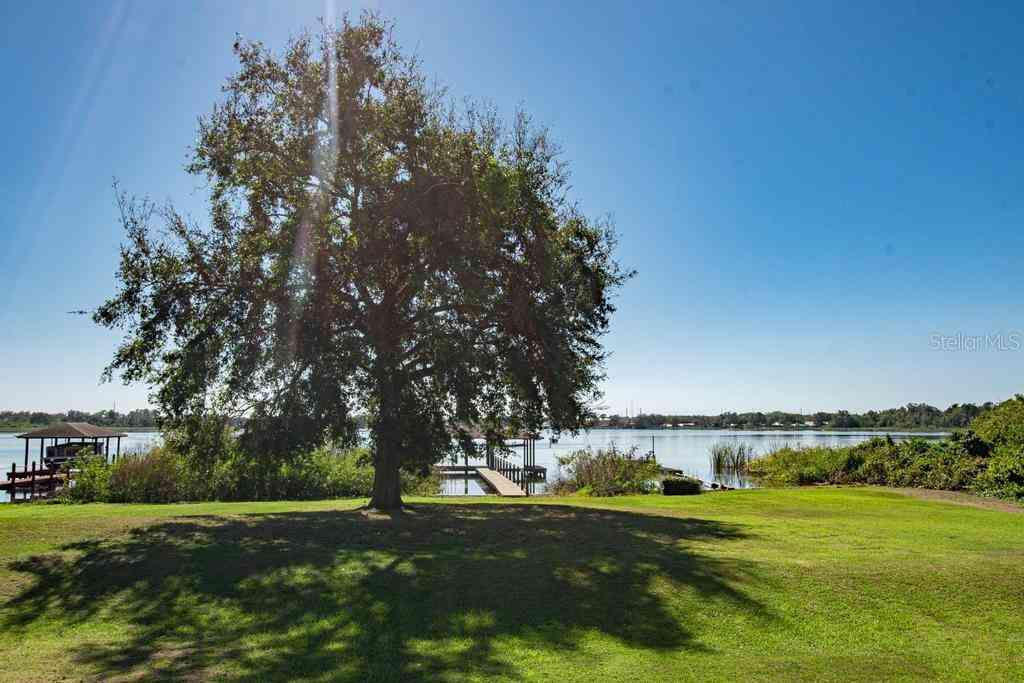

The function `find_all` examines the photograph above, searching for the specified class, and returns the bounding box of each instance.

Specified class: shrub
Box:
[209,449,300,501]
[58,442,440,504]
[662,477,702,495]
[208,446,437,500]
[972,446,1024,501]
[400,465,442,497]
[108,448,186,503]
[749,433,994,494]
[59,455,111,503]
[747,442,867,485]
[554,446,662,496]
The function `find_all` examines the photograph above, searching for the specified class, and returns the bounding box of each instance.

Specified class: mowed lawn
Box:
[1,489,1022,682]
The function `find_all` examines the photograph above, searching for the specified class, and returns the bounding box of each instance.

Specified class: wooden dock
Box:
[2,464,67,502]
[475,467,527,497]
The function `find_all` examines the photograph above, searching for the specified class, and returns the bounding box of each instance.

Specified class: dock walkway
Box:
[475,467,527,497]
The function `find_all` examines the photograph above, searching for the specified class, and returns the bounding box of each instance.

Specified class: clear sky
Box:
[2,0,1023,415]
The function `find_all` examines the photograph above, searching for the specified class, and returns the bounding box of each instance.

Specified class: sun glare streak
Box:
[282,0,341,369]
[323,0,341,179]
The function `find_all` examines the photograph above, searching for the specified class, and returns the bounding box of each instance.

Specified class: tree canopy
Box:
[971,395,1024,451]
[96,14,629,509]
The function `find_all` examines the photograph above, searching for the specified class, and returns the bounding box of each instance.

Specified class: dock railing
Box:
[487,450,524,488]
[4,460,65,502]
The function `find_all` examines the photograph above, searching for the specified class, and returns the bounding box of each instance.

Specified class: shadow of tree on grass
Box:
[5,504,768,681]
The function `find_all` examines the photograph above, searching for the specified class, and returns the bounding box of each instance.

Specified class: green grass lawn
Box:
[1,488,1022,682]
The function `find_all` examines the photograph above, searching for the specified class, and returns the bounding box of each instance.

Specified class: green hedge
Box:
[58,445,439,504]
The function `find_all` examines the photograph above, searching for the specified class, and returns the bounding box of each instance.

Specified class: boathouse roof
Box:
[17,422,128,439]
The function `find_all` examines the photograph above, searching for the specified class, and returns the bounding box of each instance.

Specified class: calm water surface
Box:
[0,428,946,498]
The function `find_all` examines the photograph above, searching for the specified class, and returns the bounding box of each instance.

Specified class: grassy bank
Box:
[2,489,1023,681]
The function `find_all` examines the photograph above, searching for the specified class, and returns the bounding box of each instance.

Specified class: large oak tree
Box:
[97,14,629,509]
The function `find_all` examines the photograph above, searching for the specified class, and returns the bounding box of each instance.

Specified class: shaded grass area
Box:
[1,489,1023,681]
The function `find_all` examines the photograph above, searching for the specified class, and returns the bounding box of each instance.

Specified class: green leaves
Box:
[98,14,627,506]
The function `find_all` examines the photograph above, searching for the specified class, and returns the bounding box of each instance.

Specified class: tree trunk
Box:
[369,366,404,510]
[369,435,403,510]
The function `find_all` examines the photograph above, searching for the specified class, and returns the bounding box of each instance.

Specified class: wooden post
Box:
[24,438,28,470]
[116,436,121,461]
[523,439,529,497]
[30,461,37,501]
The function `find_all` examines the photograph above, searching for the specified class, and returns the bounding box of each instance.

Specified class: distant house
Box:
[771,421,784,427]
[803,420,817,427]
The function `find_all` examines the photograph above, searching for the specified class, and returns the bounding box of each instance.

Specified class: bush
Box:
[972,446,1024,501]
[107,448,185,503]
[59,443,440,504]
[553,446,662,496]
[400,465,442,497]
[747,441,870,485]
[208,446,437,501]
[748,432,999,496]
[59,455,111,503]
[662,477,702,495]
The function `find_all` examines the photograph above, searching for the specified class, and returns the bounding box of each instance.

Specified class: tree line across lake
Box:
[0,409,160,431]
[596,401,994,431]
[2,401,993,433]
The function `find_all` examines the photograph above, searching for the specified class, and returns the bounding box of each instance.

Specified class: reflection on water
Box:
[438,474,549,496]
[439,475,493,496]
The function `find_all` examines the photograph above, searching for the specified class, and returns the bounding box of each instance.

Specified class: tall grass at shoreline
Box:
[708,442,756,476]
[551,446,663,496]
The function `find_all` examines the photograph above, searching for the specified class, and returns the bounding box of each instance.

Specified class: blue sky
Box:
[2,0,1023,414]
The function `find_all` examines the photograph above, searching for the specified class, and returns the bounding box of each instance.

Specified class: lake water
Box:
[0,428,946,498]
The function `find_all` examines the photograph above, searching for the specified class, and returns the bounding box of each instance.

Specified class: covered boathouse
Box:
[2,422,128,501]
